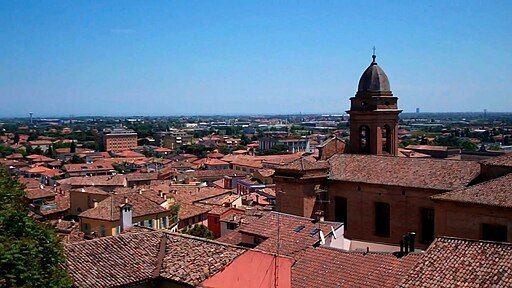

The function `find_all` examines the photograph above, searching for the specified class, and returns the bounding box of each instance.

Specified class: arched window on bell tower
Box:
[359,125,371,154]
[382,125,391,154]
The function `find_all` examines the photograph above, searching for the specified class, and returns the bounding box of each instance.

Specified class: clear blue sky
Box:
[1,1,511,117]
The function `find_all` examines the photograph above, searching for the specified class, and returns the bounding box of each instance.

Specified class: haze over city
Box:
[1,1,511,117]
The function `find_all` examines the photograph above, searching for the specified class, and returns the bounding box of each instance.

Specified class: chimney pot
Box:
[124,196,128,204]
[409,232,416,252]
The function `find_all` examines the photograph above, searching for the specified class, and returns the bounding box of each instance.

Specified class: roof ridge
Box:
[153,234,168,278]
[318,245,422,256]
[438,236,512,246]
[162,231,250,250]
[64,230,163,246]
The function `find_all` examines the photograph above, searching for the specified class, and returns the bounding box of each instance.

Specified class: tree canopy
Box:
[0,168,72,288]
[183,224,214,240]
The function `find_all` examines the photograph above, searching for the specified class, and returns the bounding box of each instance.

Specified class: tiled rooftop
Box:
[64,231,246,288]
[329,154,480,190]
[293,247,421,288]
[78,192,168,221]
[432,173,512,208]
[398,237,512,287]
[480,153,512,167]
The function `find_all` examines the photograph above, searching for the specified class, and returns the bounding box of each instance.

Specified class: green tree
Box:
[0,168,72,287]
[70,154,85,164]
[69,141,76,153]
[218,146,231,155]
[260,143,289,155]
[488,143,501,151]
[458,139,478,151]
[184,224,214,240]
[240,134,250,146]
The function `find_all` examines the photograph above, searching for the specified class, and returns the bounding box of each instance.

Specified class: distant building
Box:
[162,131,193,150]
[259,136,310,153]
[102,127,138,152]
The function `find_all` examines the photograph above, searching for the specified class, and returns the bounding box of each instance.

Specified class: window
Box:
[227,222,238,230]
[334,197,348,227]
[115,226,121,235]
[420,208,435,244]
[99,225,106,237]
[81,223,90,233]
[162,217,168,228]
[482,224,507,242]
[294,225,306,233]
[374,202,390,237]
[359,125,371,154]
[381,125,391,154]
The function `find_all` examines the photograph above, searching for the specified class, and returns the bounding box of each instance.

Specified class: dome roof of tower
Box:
[357,55,390,92]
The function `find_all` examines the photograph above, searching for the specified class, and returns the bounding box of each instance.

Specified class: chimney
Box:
[408,232,416,252]
[93,200,98,208]
[403,234,409,254]
[120,202,133,232]
[124,196,129,204]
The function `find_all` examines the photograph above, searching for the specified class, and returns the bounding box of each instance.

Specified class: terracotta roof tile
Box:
[64,231,246,287]
[480,153,512,167]
[293,247,421,288]
[398,237,512,287]
[432,173,512,208]
[329,154,480,190]
[238,211,342,257]
[79,192,168,221]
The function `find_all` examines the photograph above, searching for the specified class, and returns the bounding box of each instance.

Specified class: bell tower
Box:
[347,53,401,156]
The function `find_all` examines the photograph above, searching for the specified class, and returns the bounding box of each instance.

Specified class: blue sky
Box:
[1,1,511,117]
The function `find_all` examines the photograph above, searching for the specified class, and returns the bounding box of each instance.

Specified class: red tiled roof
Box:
[58,175,126,187]
[115,150,145,158]
[64,231,246,287]
[185,169,248,179]
[24,186,56,200]
[26,154,55,162]
[293,247,421,288]
[277,157,330,171]
[432,173,512,208]
[65,231,163,287]
[329,154,480,190]
[238,211,342,257]
[194,158,230,166]
[178,203,211,220]
[40,191,70,215]
[78,192,168,221]
[480,153,512,167]
[126,172,159,182]
[63,161,114,172]
[160,233,245,286]
[170,186,233,205]
[398,237,512,287]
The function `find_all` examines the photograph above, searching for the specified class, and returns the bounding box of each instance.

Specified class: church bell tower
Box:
[347,53,401,156]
